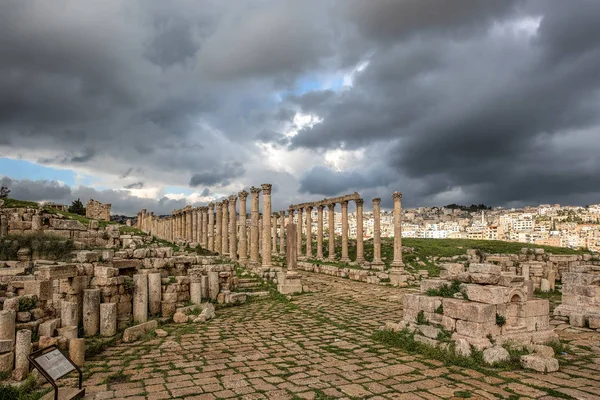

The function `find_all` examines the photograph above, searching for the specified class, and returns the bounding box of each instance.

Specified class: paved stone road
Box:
[79,272,600,400]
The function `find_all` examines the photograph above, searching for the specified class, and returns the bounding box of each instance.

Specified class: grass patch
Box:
[2,198,39,208]
[0,375,48,400]
[118,226,146,236]
[18,297,37,312]
[102,370,129,385]
[426,280,464,298]
[85,334,122,359]
[0,232,75,261]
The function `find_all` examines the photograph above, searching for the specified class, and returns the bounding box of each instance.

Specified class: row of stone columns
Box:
[139,188,403,269]
[285,192,404,267]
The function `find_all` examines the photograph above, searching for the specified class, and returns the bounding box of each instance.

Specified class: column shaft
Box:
[372,198,384,267]
[392,192,404,268]
[355,199,365,263]
[208,204,215,251]
[215,202,222,254]
[272,213,278,255]
[238,191,248,264]
[279,211,286,255]
[229,196,237,259]
[305,206,313,258]
[250,187,261,266]
[261,184,272,267]
[296,209,303,256]
[328,203,336,260]
[317,206,324,259]
[222,200,229,256]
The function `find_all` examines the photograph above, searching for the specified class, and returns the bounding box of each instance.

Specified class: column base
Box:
[390,261,405,268]
[340,257,350,263]
[371,260,385,271]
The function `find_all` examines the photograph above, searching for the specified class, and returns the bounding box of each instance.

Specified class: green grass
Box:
[0,375,49,400]
[119,226,146,235]
[425,280,464,298]
[0,232,75,261]
[2,198,39,208]
[42,207,116,228]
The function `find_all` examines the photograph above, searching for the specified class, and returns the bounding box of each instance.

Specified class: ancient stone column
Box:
[215,202,223,254]
[190,279,202,305]
[355,199,365,263]
[258,216,263,258]
[229,195,237,260]
[317,205,324,259]
[328,203,336,260]
[208,271,220,300]
[372,198,385,268]
[391,192,405,268]
[202,207,209,247]
[286,223,297,270]
[100,303,117,337]
[69,338,85,367]
[296,208,303,256]
[148,273,162,316]
[198,207,203,243]
[201,276,209,299]
[192,208,197,243]
[250,187,261,266]
[83,289,100,336]
[340,201,350,262]
[261,184,272,267]
[32,214,42,231]
[222,199,229,256]
[272,213,278,255]
[279,211,286,255]
[305,206,313,258]
[13,330,31,381]
[188,208,194,242]
[238,191,248,264]
[133,274,148,324]
[0,310,16,342]
[61,301,79,328]
[208,203,215,251]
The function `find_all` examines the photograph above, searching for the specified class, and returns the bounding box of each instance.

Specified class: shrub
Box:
[18,297,37,312]
[416,310,427,324]
[122,277,135,295]
[0,233,75,261]
[68,198,86,216]
[496,313,506,327]
[426,280,463,298]
[0,185,10,199]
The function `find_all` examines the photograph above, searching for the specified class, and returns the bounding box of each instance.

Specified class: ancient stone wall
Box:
[86,199,111,221]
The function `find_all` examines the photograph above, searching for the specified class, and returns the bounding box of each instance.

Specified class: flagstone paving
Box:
[75,272,599,399]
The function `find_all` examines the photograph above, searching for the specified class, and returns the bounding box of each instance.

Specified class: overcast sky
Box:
[1,0,599,216]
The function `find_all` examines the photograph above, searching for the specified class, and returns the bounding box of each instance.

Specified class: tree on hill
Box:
[68,198,86,216]
[0,185,9,199]
[444,203,492,212]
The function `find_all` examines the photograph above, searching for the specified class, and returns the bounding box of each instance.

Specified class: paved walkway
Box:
[79,272,600,400]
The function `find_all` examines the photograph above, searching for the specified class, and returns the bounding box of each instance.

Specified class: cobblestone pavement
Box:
[78,272,600,400]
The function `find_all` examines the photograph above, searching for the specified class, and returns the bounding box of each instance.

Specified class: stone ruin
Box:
[85,199,111,221]
[554,264,600,330]
[0,210,268,381]
[392,262,559,372]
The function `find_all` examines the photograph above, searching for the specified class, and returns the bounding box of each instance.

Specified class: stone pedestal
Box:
[13,329,31,381]
[133,274,148,324]
[208,271,220,300]
[0,310,16,342]
[286,224,298,270]
[57,326,78,339]
[148,273,162,316]
[61,301,79,328]
[83,289,101,336]
[277,271,303,295]
[100,303,117,337]
[69,338,85,367]
[190,281,202,305]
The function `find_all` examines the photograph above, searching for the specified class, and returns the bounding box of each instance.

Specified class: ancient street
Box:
[80,272,600,400]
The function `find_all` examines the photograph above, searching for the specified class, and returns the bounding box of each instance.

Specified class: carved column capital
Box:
[261,183,272,195]
[238,190,248,200]
[372,198,381,205]
[392,191,403,200]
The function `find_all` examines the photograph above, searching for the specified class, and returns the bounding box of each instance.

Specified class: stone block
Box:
[464,285,510,304]
[569,313,586,327]
[38,319,60,337]
[588,314,600,329]
[0,339,13,353]
[520,299,550,318]
[76,251,101,263]
[520,355,559,372]
[23,280,53,301]
[122,320,158,343]
[443,299,495,323]
[51,219,87,231]
[0,351,14,373]
[469,263,501,275]
[455,320,500,338]
[418,295,442,313]
[420,279,446,293]
[94,266,118,278]
[483,346,509,365]
[37,264,78,280]
[111,259,143,269]
[403,294,420,310]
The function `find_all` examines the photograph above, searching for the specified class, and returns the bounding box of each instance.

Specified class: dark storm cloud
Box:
[189,162,245,187]
[0,177,71,202]
[1,0,599,210]
[200,188,210,197]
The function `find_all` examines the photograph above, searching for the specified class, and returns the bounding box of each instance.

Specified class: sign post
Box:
[27,345,85,400]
